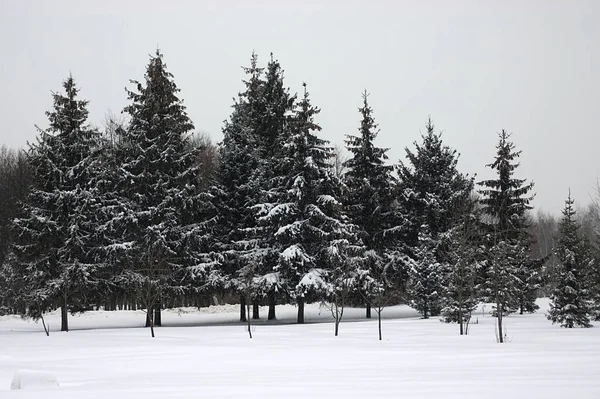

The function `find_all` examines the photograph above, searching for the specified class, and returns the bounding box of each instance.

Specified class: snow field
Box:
[0,300,598,398]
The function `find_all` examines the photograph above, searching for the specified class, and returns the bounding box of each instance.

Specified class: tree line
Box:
[0,50,598,340]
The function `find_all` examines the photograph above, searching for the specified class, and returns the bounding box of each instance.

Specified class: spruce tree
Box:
[440,196,481,334]
[587,246,600,321]
[246,54,295,320]
[478,130,536,317]
[397,118,473,318]
[218,52,265,322]
[343,91,395,318]
[260,83,358,324]
[109,50,207,336]
[408,227,442,319]
[547,192,592,328]
[11,75,102,331]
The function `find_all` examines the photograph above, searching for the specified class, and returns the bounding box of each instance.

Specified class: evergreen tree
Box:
[478,130,537,317]
[247,54,295,320]
[259,83,359,324]
[408,227,442,319]
[547,193,592,328]
[440,196,481,334]
[587,246,600,321]
[11,75,102,331]
[514,254,544,314]
[218,52,265,322]
[343,91,395,318]
[109,50,211,336]
[397,118,473,317]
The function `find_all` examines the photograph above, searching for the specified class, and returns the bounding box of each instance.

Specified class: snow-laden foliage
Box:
[397,118,473,317]
[10,76,104,330]
[478,130,537,315]
[408,228,443,318]
[217,52,266,305]
[547,193,592,328]
[256,84,362,323]
[343,92,397,314]
[439,197,481,329]
[105,50,221,329]
[587,251,600,321]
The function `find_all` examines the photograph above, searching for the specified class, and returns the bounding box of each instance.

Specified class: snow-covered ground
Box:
[1,299,598,398]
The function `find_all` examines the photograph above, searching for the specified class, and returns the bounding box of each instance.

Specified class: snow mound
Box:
[10,369,59,390]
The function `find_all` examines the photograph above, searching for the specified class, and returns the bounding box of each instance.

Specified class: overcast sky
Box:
[1,0,598,215]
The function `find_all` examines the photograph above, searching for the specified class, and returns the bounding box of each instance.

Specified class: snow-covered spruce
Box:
[11,75,104,332]
[547,192,592,328]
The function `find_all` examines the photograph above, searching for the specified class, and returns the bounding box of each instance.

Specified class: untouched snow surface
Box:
[1,300,599,398]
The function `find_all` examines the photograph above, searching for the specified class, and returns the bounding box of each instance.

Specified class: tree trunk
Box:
[268,291,276,320]
[145,306,153,327]
[246,300,252,339]
[252,300,260,319]
[41,315,50,336]
[519,301,524,315]
[297,297,305,324]
[334,319,339,336]
[378,309,382,341]
[497,300,504,343]
[240,295,247,322]
[149,310,155,338]
[459,307,464,336]
[60,297,68,332]
[366,302,372,319]
[154,304,162,327]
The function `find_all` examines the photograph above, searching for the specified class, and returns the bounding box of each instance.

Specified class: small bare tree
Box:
[330,144,348,180]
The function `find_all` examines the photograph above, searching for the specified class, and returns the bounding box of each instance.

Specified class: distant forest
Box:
[0,50,598,339]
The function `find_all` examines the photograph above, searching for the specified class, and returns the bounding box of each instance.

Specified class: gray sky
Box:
[1,0,598,215]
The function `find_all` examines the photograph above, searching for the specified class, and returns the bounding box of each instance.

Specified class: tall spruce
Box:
[478,130,535,342]
[218,52,265,322]
[397,118,473,318]
[343,91,395,319]
[247,54,295,320]
[110,50,205,336]
[11,76,102,331]
[259,83,359,324]
[547,192,592,328]
[478,130,536,315]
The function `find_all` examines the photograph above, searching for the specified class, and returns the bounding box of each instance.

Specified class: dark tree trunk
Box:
[297,297,305,324]
[149,310,155,338]
[366,302,372,319]
[145,306,153,327]
[60,297,68,332]
[240,295,247,322]
[497,301,504,343]
[268,291,276,320]
[378,309,382,341]
[252,300,260,320]
[246,300,252,339]
[154,304,162,327]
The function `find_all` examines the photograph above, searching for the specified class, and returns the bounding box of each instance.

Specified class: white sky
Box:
[1,0,598,214]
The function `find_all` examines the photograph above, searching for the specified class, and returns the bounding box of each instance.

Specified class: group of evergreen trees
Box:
[0,51,598,338]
